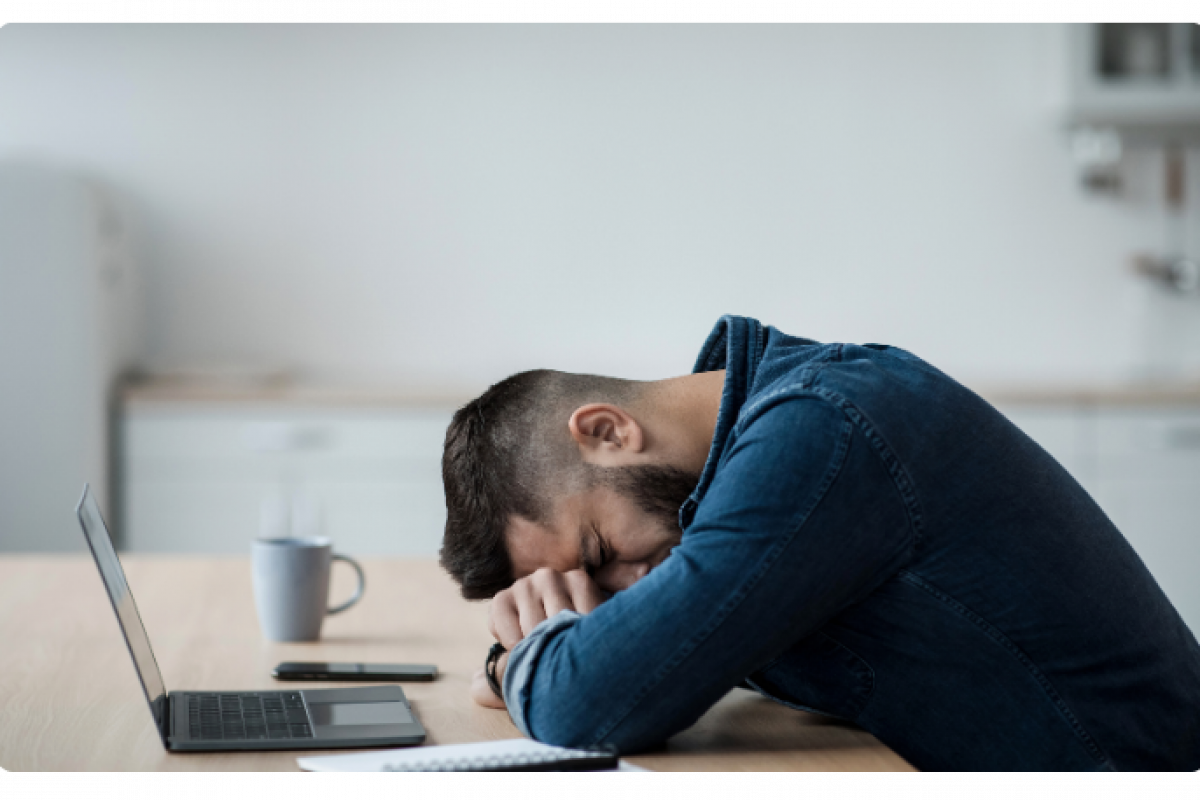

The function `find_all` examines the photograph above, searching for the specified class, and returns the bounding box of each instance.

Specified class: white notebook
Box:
[298,738,646,772]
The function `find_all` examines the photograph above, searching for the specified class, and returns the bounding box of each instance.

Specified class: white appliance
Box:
[0,162,141,550]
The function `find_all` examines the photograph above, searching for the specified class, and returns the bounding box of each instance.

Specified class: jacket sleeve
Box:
[504,394,917,752]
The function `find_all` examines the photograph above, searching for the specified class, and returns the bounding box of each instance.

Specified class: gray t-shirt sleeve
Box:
[501,609,583,738]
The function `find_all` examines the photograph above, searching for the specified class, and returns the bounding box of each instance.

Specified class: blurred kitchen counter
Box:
[977,383,1200,406]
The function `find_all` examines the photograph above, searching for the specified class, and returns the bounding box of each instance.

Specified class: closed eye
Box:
[596,530,612,568]
[583,524,608,577]
[579,525,599,576]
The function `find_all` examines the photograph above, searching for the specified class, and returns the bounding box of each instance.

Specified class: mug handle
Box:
[327,553,365,615]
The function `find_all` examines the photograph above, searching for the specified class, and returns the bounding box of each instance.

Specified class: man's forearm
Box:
[501,609,583,738]
[491,399,914,752]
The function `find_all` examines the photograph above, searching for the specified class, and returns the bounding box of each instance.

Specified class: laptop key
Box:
[183,692,321,742]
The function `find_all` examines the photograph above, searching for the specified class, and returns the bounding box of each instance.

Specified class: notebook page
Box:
[298,738,633,772]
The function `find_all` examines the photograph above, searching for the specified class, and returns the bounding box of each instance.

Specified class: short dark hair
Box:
[439,369,639,600]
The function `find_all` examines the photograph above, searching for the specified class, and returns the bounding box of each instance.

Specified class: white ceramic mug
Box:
[252,537,365,642]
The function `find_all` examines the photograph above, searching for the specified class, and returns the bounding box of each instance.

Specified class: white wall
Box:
[1,24,1198,391]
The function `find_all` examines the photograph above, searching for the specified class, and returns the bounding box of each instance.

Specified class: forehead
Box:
[506,517,579,578]
[505,493,590,578]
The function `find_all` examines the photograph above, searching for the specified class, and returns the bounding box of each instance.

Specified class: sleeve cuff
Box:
[502,609,582,739]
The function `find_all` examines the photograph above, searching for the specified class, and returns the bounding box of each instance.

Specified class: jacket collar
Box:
[678,315,765,530]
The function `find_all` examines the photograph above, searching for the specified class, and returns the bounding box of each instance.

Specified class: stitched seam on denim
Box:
[738,385,807,424]
[738,381,922,565]
[703,329,727,371]
[736,350,844,427]
[742,676,852,722]
[816,631,877,721]
[782,345,844,398]
[746,630,876,721]
[699,320,731,372]
[802,387,925,553]
[899,569,1111,767]
[587,412,856,743]
[751,321,764,375]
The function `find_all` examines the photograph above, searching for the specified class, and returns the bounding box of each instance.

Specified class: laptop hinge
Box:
[162,692,175,746]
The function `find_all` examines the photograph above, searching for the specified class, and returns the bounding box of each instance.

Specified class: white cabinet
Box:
[122,403,454,557]
[998,401,1200,635]
[1091,408,1200,635]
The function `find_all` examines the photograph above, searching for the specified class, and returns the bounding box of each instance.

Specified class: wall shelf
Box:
[1067,24,1200,144]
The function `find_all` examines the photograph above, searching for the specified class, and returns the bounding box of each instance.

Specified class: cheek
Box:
[600,495,677,564]
[615,522,673,564]
[619,510,667,546]
[612,520,658,560]
[595,560,649,593]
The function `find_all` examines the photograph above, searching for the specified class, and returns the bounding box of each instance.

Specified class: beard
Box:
[595,463,701,542]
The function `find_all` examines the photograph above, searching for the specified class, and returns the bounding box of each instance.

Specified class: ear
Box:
[568,403,645,466]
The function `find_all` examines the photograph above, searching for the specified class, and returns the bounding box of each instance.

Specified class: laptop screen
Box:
[76,485,169,745]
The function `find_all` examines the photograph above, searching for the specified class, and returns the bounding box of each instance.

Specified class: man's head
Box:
[440,369,700,600]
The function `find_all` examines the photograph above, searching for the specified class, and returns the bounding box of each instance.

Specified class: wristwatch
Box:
[485,642,507,700]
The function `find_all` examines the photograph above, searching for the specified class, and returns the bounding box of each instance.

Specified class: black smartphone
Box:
[272,662,438,681]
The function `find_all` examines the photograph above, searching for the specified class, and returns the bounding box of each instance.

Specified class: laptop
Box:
[75,484,427,752]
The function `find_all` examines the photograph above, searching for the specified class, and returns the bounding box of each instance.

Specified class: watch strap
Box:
[485,641,507,700]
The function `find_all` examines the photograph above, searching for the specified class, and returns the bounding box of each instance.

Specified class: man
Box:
[439,315,1200,770]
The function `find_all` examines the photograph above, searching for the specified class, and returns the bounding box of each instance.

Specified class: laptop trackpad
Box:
[309,701,414,727]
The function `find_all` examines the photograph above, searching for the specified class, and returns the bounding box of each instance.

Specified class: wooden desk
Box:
[0,556,912,771]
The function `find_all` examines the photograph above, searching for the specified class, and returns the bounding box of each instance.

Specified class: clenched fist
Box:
[489,568,609,650]
[471,568,609,709]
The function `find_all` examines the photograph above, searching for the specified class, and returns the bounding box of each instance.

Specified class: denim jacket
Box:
[503,315,1200,770]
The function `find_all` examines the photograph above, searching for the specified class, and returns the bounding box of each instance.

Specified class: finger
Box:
[489,591,524,650]
[486,590,504,641]
[514,579,548,638]
[539,573,575,618]
[564,569,608,614]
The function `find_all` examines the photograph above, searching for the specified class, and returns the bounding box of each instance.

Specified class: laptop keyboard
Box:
[187,692,314,741]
